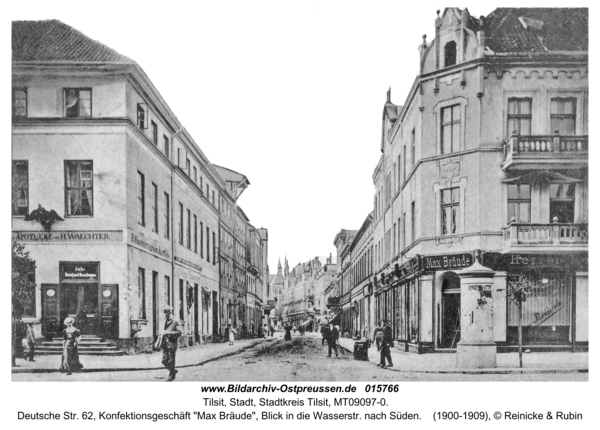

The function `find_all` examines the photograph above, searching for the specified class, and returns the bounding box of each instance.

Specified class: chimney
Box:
[477,16,486,57]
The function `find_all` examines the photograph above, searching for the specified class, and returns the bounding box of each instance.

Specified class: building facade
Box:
[12,20,268,353]
[334,8,588,353]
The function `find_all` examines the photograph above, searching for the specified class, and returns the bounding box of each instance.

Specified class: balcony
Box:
[502,133,587,171]
[502,221,588,252]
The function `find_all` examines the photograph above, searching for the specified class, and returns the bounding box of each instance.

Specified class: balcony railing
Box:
[503,132,587,169]
[503,221,588,247]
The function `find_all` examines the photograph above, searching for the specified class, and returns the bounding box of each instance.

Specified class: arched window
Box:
[444,41,457,67]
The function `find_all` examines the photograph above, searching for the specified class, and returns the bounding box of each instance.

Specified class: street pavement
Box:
[12,331,588,379]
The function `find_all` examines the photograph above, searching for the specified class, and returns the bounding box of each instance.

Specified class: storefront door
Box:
[440,273,461,349]
[61,282,99,335]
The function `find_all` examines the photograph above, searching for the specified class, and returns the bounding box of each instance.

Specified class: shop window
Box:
[551,98,576,135]
[13,88,27,118]
[508,98,532,136]
[550,183,575,223]
[137,172,145,226]
[441,188,459,235]
[441,105,460,154]
[444,41,457,67]
[507,184,531,223]
[64,88,91,118]
[12,160,29,216]
[137,103,148,129]
[138,267,146,319]
[151,121,158,145]
[65,160,93,216]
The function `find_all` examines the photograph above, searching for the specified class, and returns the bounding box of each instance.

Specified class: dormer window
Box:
[444,41,457,67]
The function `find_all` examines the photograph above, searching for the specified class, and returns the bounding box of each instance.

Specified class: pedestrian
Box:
[269,325,275,337]
[228,324,236,345]
[161,306,182,381]
[11,306,25,367]
[326,323,339,358]
[251,321,255,337]
[242,322,247,339]
[25,321,36,362]
[321,320,330,345]
[373,321,384,350]
[377,320,393,369]
[284,324,292,341]
[59,317,84,375]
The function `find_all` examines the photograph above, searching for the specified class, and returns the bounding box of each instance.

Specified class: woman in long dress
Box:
[228,324,236,345]
[60,317,84,375]
[284,324,292,341]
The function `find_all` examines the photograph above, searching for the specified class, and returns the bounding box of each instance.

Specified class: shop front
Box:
[42,261,118,339]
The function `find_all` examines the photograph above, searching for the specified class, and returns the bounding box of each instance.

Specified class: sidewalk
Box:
[336,336,589,374]
[12,335,279,374]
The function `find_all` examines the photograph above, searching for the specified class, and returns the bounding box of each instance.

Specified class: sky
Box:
[4,0,589,273]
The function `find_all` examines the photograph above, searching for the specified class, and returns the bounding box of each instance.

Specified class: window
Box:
[206,226,210,263]
[165,275,171,306]
[193,166,197,184]
[65,161,93,216]
[200,222,204,258]
[194,215,198,253]
[551,98,576,135]
[550,183,575,223]
[186,159,191,176]
[397,155,402,187]
[411,128,416,167]
[187,209,191,249]
[137,172,145,225]
[12,161,28,216]
[441,105,461,154]
[206,183,210,198]
[411,201,416,243]
[138,268,146,319]
[441,188,459,235]
[164,192,170,239]
[508,98,532,136]
[403,145,407,181]
[152,183,158,233]
[212,191,215,205]
[64,88,91,118]
[213,231,216,265]
[13,88,27,118]
[507,184,531,224]
[163,135,170,158]
[137,103,148,129]
[151,121,158,145]
[200,176,203,191]
[179,203,184,245]
[444,41,457,67]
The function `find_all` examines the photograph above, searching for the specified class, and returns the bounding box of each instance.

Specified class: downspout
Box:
[170,128,184,344]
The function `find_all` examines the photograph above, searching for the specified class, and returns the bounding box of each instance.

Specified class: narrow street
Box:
[13,333,587,382]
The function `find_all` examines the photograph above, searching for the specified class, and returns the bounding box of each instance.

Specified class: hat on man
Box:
[163,306,173,314]
[64,317,75,325]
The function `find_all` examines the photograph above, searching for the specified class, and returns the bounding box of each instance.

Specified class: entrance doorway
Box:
[440,272,461,349]
[61,282,99,335]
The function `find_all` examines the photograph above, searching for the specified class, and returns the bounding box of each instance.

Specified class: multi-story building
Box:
[12,20,268,352]
[335,8,588,353]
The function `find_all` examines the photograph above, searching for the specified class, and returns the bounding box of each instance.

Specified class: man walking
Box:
[320,319,329,346]
[161,306,182,381]
[378,320,393,368]
[326,323,339,358]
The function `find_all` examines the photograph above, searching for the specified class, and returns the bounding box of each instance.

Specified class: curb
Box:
[337,344,588,375]
[12,338,275,375]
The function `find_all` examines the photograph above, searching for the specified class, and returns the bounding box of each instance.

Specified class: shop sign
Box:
[422,253,473,271]
[175,266,202,284]
[129,231,170,259]
[401,255,421,277]
[484,253,588,272]
[62,263,98,280]
[13,230,122,243]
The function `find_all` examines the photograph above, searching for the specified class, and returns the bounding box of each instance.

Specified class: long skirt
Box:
[229,331,235,343]
[284,330,292,341]
[60,345,84,373]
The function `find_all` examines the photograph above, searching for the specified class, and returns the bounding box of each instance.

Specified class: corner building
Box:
[337,8,588,353]
[11,20,266,352]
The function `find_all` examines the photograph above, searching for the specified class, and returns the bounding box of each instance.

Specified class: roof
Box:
[12,20,133,63]
[484,8,588,52]
[213,165,250,185]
